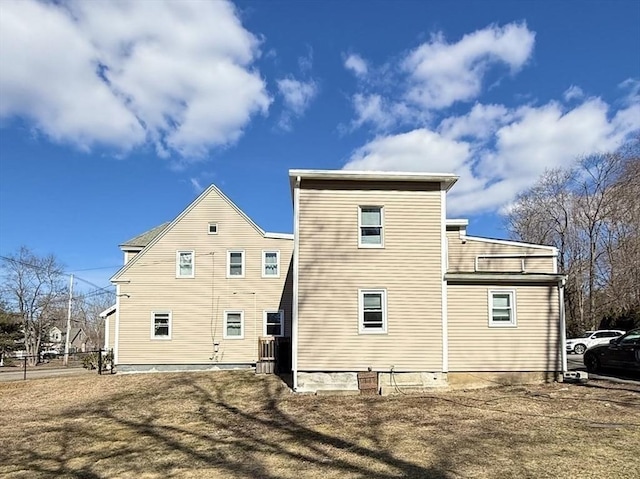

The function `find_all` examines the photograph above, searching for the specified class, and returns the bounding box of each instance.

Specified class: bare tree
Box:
[0,247,66,365]
[73,291,115,350]
[506,138,640,334]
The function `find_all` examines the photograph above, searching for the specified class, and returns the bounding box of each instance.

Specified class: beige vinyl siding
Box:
[116,188,293,365]
[447,231,556,273]
[448,284,561,371]
[297,180,443,372]
[107,315,115,351]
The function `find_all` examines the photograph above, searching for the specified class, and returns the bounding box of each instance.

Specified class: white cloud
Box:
[344,97,640,215]
[439,103,513,140]
[563,85,584,102]
[190,177,204,193]
[350,94,419,131]
[402,23,535,110]
[346,129,471,172]
[0,0,270,160]
[277,77,318,130]
[344,54,369,77]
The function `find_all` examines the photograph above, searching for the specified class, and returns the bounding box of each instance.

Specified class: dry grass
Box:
[1,371,639,479]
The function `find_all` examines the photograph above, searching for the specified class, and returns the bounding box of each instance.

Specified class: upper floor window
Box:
[359,206,384,248]
[262,251,280,278]
[151,311,172,339]
[208,223,218,234]
[488,290,517,327]
[359,289,387,334]
[176,251,194,278]
[264,310,284,337]
[227,250,245,278]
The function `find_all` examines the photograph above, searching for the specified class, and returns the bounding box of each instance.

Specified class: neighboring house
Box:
[108,170,567,393]
[49,326,63,349]
[66,327,87,353]
[45,326,87,353]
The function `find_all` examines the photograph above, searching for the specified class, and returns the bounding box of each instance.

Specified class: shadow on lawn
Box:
[2,372,565,479]
[2,373,463,478]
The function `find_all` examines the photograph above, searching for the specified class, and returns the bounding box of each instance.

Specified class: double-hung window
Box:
[359,206,384,247]
[224,311,244,339]
[262,251,280,278]
[227,250,245,278]
[488,290,517,327]
[359,289,387,333]
[151,311,171,339]
[176,251,194,278]
[264,310,284,337]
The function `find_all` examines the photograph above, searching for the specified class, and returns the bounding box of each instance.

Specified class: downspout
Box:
[440,187,448,374]
[114,284,121,365]
[292,176,301,391]
[559,278,567,373]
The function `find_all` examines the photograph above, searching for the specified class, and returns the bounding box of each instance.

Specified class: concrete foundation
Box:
[447,371,557,389]
[117,363,254,374]
[379,372,448,396]
[296,372,359,393]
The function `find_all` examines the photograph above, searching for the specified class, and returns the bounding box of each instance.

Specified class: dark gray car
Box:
[584,328,640,373]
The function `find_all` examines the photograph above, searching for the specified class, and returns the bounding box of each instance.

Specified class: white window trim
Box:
[227,250,245,278]
[488,290,517,328]
[175,250,195,278]
[261,250,280,278]
[358,288,388,334]
[208,222,218,235]
[151,311,172,340]
[263,310,284,337]
[223,310,244,339]
[358,206,384,248]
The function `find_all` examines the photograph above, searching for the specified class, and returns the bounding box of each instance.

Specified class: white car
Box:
[566,330,625,355]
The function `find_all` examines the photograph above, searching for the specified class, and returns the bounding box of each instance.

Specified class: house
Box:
[109,185,293,372]
[49,326,63,348]
[45,326,87,354]
[108,170,566,392]
[291,170,565,392]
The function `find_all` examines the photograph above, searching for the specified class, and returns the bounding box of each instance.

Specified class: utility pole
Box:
[63,274,74,366]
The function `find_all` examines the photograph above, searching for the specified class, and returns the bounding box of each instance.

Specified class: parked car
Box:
[566,330,625,355]
[584,328,640,373]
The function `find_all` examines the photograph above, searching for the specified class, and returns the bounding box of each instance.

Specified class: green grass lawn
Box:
[1,371,639,478]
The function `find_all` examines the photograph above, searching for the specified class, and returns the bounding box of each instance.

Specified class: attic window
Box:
[208,223,218,235]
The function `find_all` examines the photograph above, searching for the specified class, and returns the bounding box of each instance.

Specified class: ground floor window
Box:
[264,310,284,337]
[151,311,171,339]
[359,289,387,333]
[488,290,517,327]
[224,311,244,339]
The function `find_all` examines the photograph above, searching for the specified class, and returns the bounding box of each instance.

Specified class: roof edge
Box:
[289,169,459,190]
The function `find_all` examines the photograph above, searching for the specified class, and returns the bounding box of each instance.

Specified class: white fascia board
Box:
[264,232,294,240]
[99,304,117,318]
[446,219,469,227]
[462,235,558,253]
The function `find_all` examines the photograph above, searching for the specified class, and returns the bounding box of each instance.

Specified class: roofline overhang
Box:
[445,272,566,284]
[446,219,469,227]
[289,169,459,191]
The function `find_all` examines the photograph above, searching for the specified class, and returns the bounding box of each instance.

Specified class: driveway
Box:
[0,367,92,382]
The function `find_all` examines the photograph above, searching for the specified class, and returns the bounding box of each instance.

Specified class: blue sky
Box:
[1,0,639,290]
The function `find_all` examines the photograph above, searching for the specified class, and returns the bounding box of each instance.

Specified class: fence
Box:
[1,349,115,381]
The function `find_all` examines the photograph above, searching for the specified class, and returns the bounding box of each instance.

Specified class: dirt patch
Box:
[1,372,638,478]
